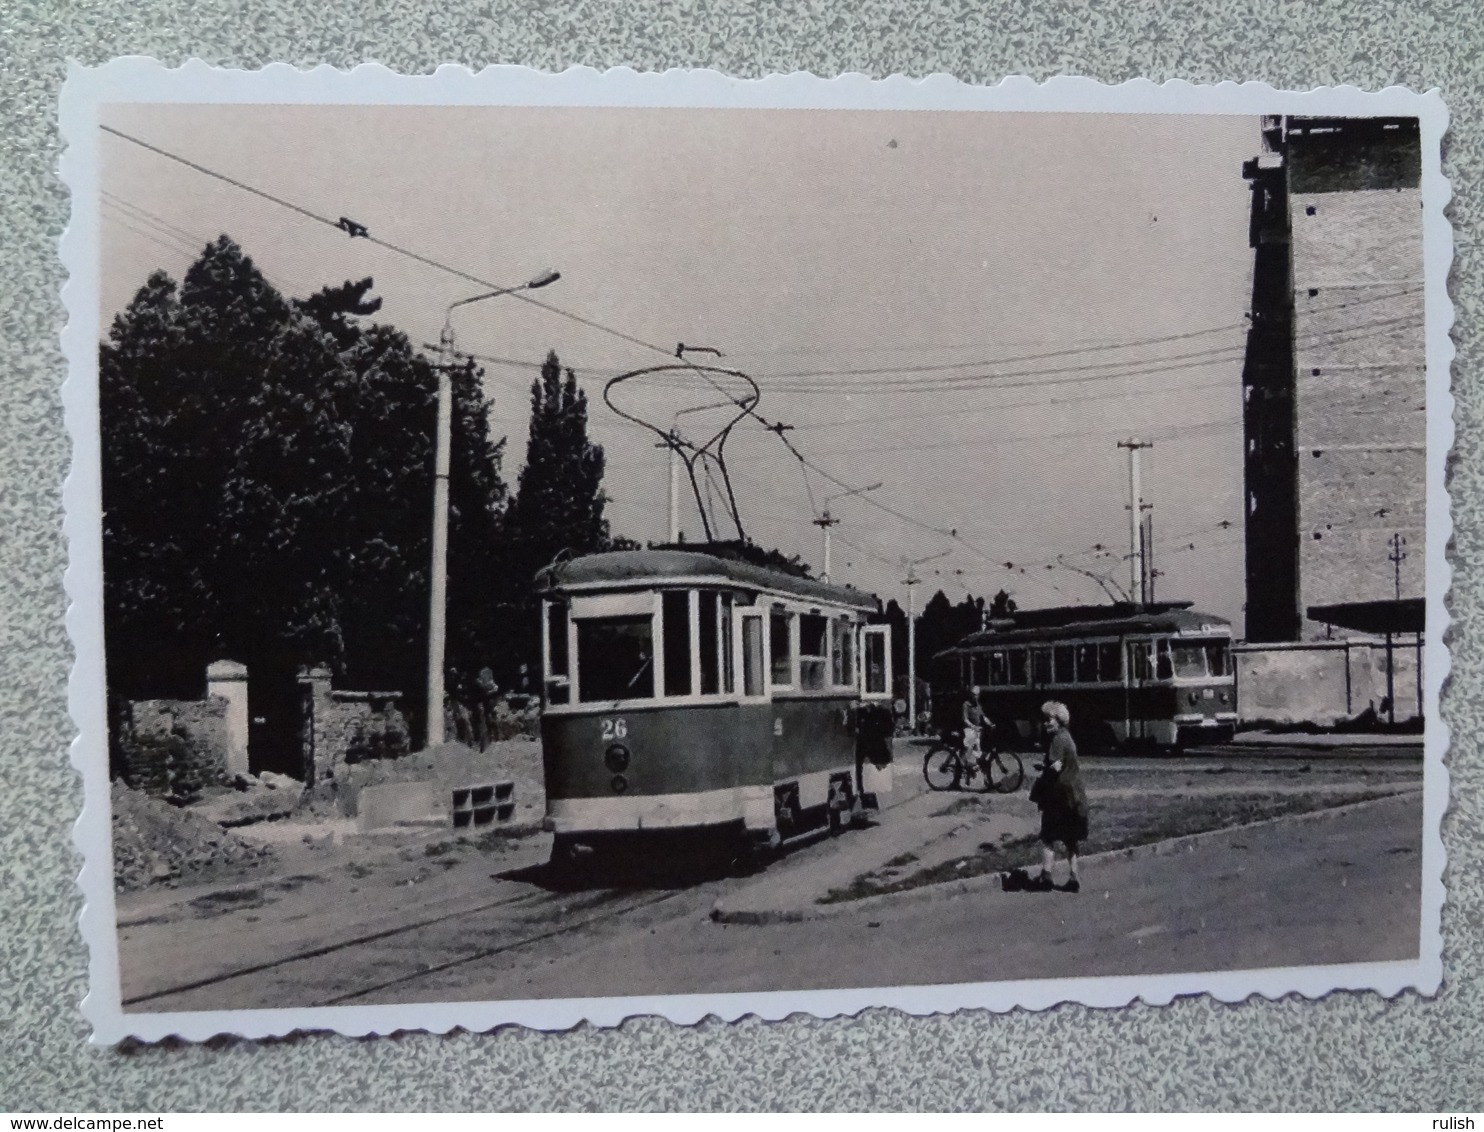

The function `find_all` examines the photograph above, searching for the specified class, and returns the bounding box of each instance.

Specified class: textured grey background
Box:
[2,0,1479,1112]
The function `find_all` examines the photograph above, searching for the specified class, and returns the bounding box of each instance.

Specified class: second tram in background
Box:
[933,602,1237,752]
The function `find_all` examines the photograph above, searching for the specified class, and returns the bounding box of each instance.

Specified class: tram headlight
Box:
[611,774,629,794]
[605,743,631,773]
[1187,690,1199,706]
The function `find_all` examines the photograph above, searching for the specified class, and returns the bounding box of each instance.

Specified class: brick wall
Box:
[119,697,231,796]
[1290,186,1426,637]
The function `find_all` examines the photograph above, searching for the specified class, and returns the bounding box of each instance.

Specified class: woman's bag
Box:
[1028,764,1055,807]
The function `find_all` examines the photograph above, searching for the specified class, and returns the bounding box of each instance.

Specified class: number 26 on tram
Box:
[534,549,895,863]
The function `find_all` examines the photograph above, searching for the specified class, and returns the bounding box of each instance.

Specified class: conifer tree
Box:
[507,350,611,580]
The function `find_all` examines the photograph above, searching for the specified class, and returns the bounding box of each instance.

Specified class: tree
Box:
[100,237,512,760]
[506,350,611,577]
[989,588,1018,619]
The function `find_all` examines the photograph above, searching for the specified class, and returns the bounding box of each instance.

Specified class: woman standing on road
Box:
[1030,701,1089,893]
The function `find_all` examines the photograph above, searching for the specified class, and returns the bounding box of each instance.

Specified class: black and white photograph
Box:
[62,66,1449,1041]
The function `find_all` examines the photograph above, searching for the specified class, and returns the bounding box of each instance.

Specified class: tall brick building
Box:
[1241,116,1425,642]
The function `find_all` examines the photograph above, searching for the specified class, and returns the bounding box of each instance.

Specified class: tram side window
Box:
[662,591,692,697]
[1075,643,1098,683]
[577,615,655,703]
[1032,648,1053,686]
[546,602,570,705]
[699,591,720,695]
[989,649,1010,686]
[1098,641,1122,682]
[864,629,889,696]
[1053,645,1075,684]
[1205,639,1230,678]
[1155,639,1174,680]
[742,615,766,696]
[1008,648,1028,685]
[721,594,735,693]
[1129,640,1153,682]
[799,613,829,691]
[972,653,989,686]
[831,617,854,687]
[770,606,794,687]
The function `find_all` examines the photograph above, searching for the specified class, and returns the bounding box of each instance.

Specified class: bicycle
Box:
[922,728,1025,794]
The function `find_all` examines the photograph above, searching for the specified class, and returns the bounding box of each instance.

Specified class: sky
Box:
[98,103,1259,630]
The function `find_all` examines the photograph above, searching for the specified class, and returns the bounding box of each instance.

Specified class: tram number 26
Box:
[600,718,628,741]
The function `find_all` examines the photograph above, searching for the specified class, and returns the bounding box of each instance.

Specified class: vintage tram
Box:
[535,547,895,862]
[933,602,1237,752]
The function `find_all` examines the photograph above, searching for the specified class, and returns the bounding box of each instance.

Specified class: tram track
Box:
[319,887,688,1006]
[123,862,709,1012]
[120,884,555,1008]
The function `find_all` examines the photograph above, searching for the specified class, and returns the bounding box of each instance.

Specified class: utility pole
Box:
[1140,504,1155,604]
[1118,439,1153,606]
[814,511,839,581]
[903,550,949,735]
[427,326,455,750]
[1389,532,1407,600]
[426,270,560,748]
[656,432,681,542]
[815,482,881,581]
[1386,531,1408,727]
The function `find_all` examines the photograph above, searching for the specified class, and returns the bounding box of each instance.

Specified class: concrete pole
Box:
[1118,439,1151,605]
[426,327,454,749]
[815,511,835,582]
[668,436,681,542]
[906,568,919,735]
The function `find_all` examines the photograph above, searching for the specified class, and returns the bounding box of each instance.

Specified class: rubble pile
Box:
[111,780,276,892]
[192,771,303,827]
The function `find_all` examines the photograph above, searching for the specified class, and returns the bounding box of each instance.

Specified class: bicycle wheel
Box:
[986,749,1026,794]
[922,745,961,791]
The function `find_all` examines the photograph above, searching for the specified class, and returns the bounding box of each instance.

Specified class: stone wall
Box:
[118,696,231,796]
[298,667,410,788]
[1235,638,1421,727]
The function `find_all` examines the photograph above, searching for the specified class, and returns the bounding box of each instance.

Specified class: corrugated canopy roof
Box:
[1307,598,1425,635]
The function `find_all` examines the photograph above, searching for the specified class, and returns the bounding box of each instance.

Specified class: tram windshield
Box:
[576,615,655,702]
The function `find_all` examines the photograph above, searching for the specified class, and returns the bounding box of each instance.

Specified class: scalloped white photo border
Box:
[60,60,1453,1045]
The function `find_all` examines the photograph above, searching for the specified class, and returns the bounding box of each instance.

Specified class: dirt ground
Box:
[113,743,1425,1011]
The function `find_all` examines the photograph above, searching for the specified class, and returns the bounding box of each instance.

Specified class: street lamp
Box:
[813,482,882,582]
[903,549,950,736]
[426,269,560,748]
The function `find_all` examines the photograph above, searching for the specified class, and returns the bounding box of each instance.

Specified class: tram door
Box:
[859,624,894,797]
[736,608,770,703]
[1125,638,1153,744]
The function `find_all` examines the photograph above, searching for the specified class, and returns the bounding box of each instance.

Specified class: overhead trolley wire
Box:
[100,126,1412,604]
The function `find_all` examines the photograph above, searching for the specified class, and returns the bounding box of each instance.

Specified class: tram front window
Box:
[577,615,655,702]
[663,591,691,697]
[546,602,570,705]
[1170,642,1208,679]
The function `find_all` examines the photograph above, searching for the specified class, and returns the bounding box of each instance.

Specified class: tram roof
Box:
[945,603,1231,652]
[534,548,879,611]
